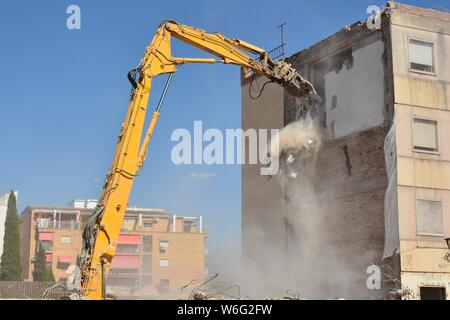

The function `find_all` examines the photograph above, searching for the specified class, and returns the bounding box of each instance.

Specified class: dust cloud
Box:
[209,115,378,299]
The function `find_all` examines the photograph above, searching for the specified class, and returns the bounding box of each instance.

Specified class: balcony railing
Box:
[268,44,286,61]
[41,244,53,252]
[109,269,140,277]
[116,247,140,255]
[35,220,79,230]
[59,221,79,230]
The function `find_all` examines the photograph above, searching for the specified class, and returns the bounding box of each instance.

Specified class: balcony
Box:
[35,219,79,230]
[116,244,140,255]
[109,269,140,277]
[34,210,80,230]
[41,242,53,252]
[110,255,141,275]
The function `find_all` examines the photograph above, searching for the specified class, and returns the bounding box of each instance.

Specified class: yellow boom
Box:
[78,20,315,300]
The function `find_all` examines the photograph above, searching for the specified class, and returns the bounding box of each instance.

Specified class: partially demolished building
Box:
[242,2,450,299]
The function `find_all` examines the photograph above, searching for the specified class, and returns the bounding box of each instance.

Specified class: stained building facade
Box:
[20,200,207,297]
[241,2,450,299]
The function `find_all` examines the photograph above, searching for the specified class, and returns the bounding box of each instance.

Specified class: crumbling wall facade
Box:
[285,126,389,298]
[283,25,391,298]
[312,126,388,252]
[241,75,287,295]
[241,18,395,298]
[241,2,450,300]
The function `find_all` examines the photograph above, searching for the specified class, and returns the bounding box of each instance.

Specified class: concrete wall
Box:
[283,125,388,298]
[324,40,385,138]
[240,2,450,299]
[151,232,206,290]
[390,3,450,299]
[391,6,450,111]
[284,27,390,298]
[241,74,286,280]
[241,23,391,298]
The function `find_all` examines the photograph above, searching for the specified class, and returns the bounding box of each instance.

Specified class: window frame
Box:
[412,117,440,154]
[159,240,170,253]
[183,221,193,232]
[142,235,153,252]
[415,199,444,237]
[407,37,437,76]
[40,240,53,252]
[159,259,170,267]
[141,255,152,271]
[142,220,153,228]
[60,235,72,244]
[116,243,140,254]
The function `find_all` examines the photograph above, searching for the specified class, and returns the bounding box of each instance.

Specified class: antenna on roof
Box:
[277,22,287,53]
[268,22,287,60]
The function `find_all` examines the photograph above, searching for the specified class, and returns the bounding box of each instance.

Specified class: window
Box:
[60,236,72,244]
[420,287,446,300]
[159,240,169,253]
[159,279,170,293]
[121,218,136,232]
[143,235,152,252]
[40,240,53,252]
[143,220,153,228]
[109,268,139,276]
[116,243,139,254]
[37,218,51,229]
[59,219,76,230]
[159,259,170,267]
[409,40,435,73]
[413,118,438,152]
[183,221,193,233]
[416,200,444,236]
[142,255,152,271]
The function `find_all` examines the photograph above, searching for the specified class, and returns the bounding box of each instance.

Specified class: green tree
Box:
[33,242,55,282]
[48,266,55,282]
[0,191,23,280]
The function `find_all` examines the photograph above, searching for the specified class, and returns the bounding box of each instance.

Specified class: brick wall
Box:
[283,125,389,297]
[314,126,387,186]
[20,208,207,296]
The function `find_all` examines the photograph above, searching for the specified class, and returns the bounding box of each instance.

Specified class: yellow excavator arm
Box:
[78,20,315,300]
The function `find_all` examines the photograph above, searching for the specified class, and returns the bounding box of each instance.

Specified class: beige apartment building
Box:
[20,200,207,297]
[391,3,450,300]
[241,2,450,299]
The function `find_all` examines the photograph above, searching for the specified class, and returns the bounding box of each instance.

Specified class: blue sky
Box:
[0,0,447,251]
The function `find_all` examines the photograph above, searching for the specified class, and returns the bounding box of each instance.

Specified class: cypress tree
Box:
[33,242,46,281]
[0,191,23,280]
[33,242,55,282]
[47,264,55,282]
